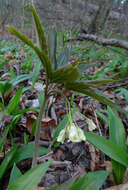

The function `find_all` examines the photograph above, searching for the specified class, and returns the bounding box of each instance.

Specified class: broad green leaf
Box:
[57,47,70,67]
[7,87,23,115]
[65,82,127,114]
[69,170,109,190]
[48,27,57,70]
[8,160,52,190]
[85,132,128,168]
[9,144,51,167]
[108,107,127,150]
[0,145,18,180]
[108,107,127,184]
[9,163,22,186]
[29,5,48,54]
[11,74,32,86]
[0,124,10,152]
[48,175,77,190]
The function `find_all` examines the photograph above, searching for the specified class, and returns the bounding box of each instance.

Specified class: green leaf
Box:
[57,47,70,67]
[8,26,35,50]
[108,107,127,184]
[32,62,41,88]
[0,145,18,181]
[84,79,116,86]
[29,4,48,54]
[7,87,23,115]
[8,26,52,78]
[11,74,32,86]
[9,144,51,167]
[0,124,10,152]
[48,27,57,70]
[69,170,109,190]
[65,82,127,114]
[9,163,22,186]
[48,175,77,190]
[108,107,127,150]
[8,160,52,190]
[85,132,128,168]
[0,81,13,98]
[51,64,80,83]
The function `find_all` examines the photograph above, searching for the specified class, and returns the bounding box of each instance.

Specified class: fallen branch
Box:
[68,33,128,51]
[103,182,128,190]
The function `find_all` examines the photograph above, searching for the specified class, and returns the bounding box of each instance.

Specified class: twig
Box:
[68,33,128,51]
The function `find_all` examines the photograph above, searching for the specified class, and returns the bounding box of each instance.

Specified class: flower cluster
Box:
[57,111,97,144]
[57,122,86,143]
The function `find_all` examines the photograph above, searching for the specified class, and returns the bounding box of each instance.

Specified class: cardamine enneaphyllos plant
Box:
[8,5,122,168]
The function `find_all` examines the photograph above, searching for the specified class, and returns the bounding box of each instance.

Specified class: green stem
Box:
[32,90,48,168]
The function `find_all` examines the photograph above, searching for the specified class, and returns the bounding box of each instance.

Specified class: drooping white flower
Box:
[86,118,97,131]
[57,123,86,143]
[68,123,86,142]
[57,127,67,143]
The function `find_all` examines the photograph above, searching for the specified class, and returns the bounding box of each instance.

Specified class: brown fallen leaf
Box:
[26,115,56,140]
[104,161,114,184]
[6,51,13,59]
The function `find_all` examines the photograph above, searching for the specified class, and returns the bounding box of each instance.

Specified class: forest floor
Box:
[0,32,128,190]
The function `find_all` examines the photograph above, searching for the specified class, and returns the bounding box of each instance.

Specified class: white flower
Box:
[57,127,67,143]
[86,119,97,131]
[68,123,86,142]
[57,123,86,143]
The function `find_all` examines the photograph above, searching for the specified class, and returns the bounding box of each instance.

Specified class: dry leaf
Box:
[6,51,13,59]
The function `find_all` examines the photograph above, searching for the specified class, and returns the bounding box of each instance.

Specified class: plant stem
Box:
[32,92,48,168]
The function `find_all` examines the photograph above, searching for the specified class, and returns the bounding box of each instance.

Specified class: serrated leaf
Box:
[8,26,52,78]
[51,64,80,83]
[30,4,48,54]
[8,160,52,190]
[85,132,128,168]
[8,26,35,49]
[69,170,109,190]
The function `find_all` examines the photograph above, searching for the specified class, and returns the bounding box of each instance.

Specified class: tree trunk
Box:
[88,0,114,34]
